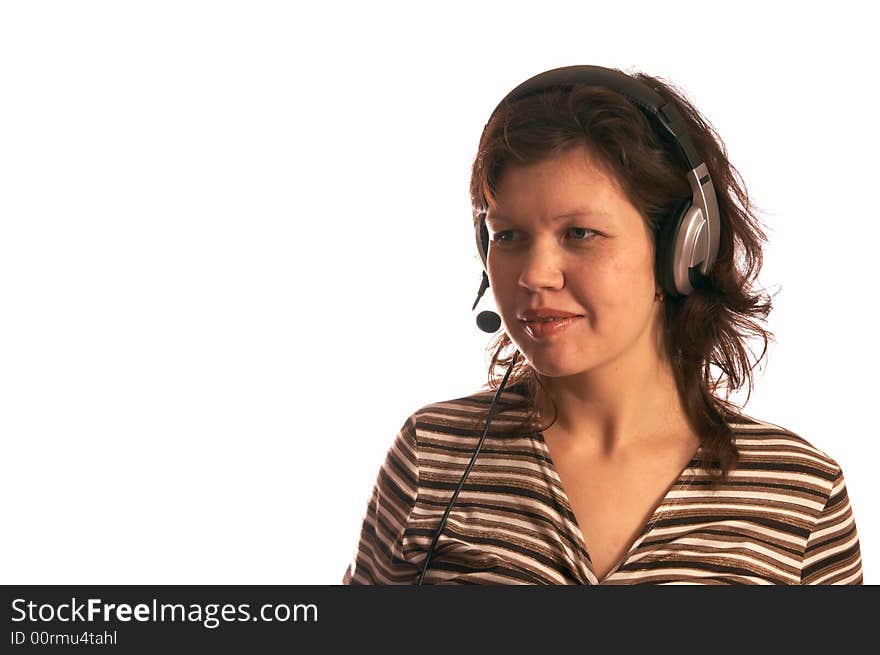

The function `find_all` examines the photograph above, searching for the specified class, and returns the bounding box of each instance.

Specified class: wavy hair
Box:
[469,68,776,486]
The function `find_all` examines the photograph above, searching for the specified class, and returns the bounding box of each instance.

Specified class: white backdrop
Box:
[1,1,876,584]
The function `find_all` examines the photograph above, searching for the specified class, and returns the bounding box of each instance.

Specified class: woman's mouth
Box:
[521,316,581,340]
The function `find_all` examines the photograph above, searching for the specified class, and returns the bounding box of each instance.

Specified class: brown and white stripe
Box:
[342,390,863,585]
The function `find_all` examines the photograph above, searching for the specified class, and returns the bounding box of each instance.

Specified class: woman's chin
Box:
[522,353,587,380]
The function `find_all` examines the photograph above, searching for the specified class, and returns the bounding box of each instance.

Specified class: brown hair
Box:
[469,67,775,487]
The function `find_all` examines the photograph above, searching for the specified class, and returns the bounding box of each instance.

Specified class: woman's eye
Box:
[489,228,597,245]
[491,230,516,243]
[567,227,596,241]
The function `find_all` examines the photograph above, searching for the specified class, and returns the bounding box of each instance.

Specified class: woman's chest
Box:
[549,451,691,580]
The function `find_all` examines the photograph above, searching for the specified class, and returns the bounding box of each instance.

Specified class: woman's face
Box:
[485,144,664,380]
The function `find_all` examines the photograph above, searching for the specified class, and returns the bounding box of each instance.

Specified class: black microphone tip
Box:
[476,310,502,333]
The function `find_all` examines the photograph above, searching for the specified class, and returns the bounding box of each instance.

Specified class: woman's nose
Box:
[517,242,564,292]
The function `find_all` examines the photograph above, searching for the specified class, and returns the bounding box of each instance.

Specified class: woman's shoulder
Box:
[404,386,531,434]
[721,407,846,482]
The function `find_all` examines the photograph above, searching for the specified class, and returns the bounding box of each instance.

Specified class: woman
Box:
[342,65,863,584]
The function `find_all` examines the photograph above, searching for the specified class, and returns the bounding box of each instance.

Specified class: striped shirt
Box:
[342,389,863,585]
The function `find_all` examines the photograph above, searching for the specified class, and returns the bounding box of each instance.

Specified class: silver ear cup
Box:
[671,205,709,295]
[475,214,489,271]
[659,185,719,297]
[656,198,690,297]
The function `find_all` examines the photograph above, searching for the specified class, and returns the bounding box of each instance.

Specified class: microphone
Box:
[472,271,501,333]
[476,310,501,333]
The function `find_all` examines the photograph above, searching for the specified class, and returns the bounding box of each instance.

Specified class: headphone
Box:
[418,65,721,584]
[472,64,721,334]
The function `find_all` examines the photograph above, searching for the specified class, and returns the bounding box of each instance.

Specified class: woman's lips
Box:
[521,316,581,339]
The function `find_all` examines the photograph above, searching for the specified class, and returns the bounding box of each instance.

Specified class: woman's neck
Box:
[536,351,693,456]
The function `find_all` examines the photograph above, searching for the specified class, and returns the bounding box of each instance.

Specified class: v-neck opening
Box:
[534,429,702,584]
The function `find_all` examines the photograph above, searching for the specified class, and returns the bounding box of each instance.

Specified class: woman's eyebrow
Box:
[486,208,612,223]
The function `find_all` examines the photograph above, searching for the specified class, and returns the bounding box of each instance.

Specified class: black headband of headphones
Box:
[482,65,701,171]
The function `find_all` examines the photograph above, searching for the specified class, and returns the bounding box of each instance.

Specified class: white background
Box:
[1,1,876,584]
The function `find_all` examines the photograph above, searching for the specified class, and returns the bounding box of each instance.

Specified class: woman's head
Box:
[469,67,775,484]
[485,143,666,383]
